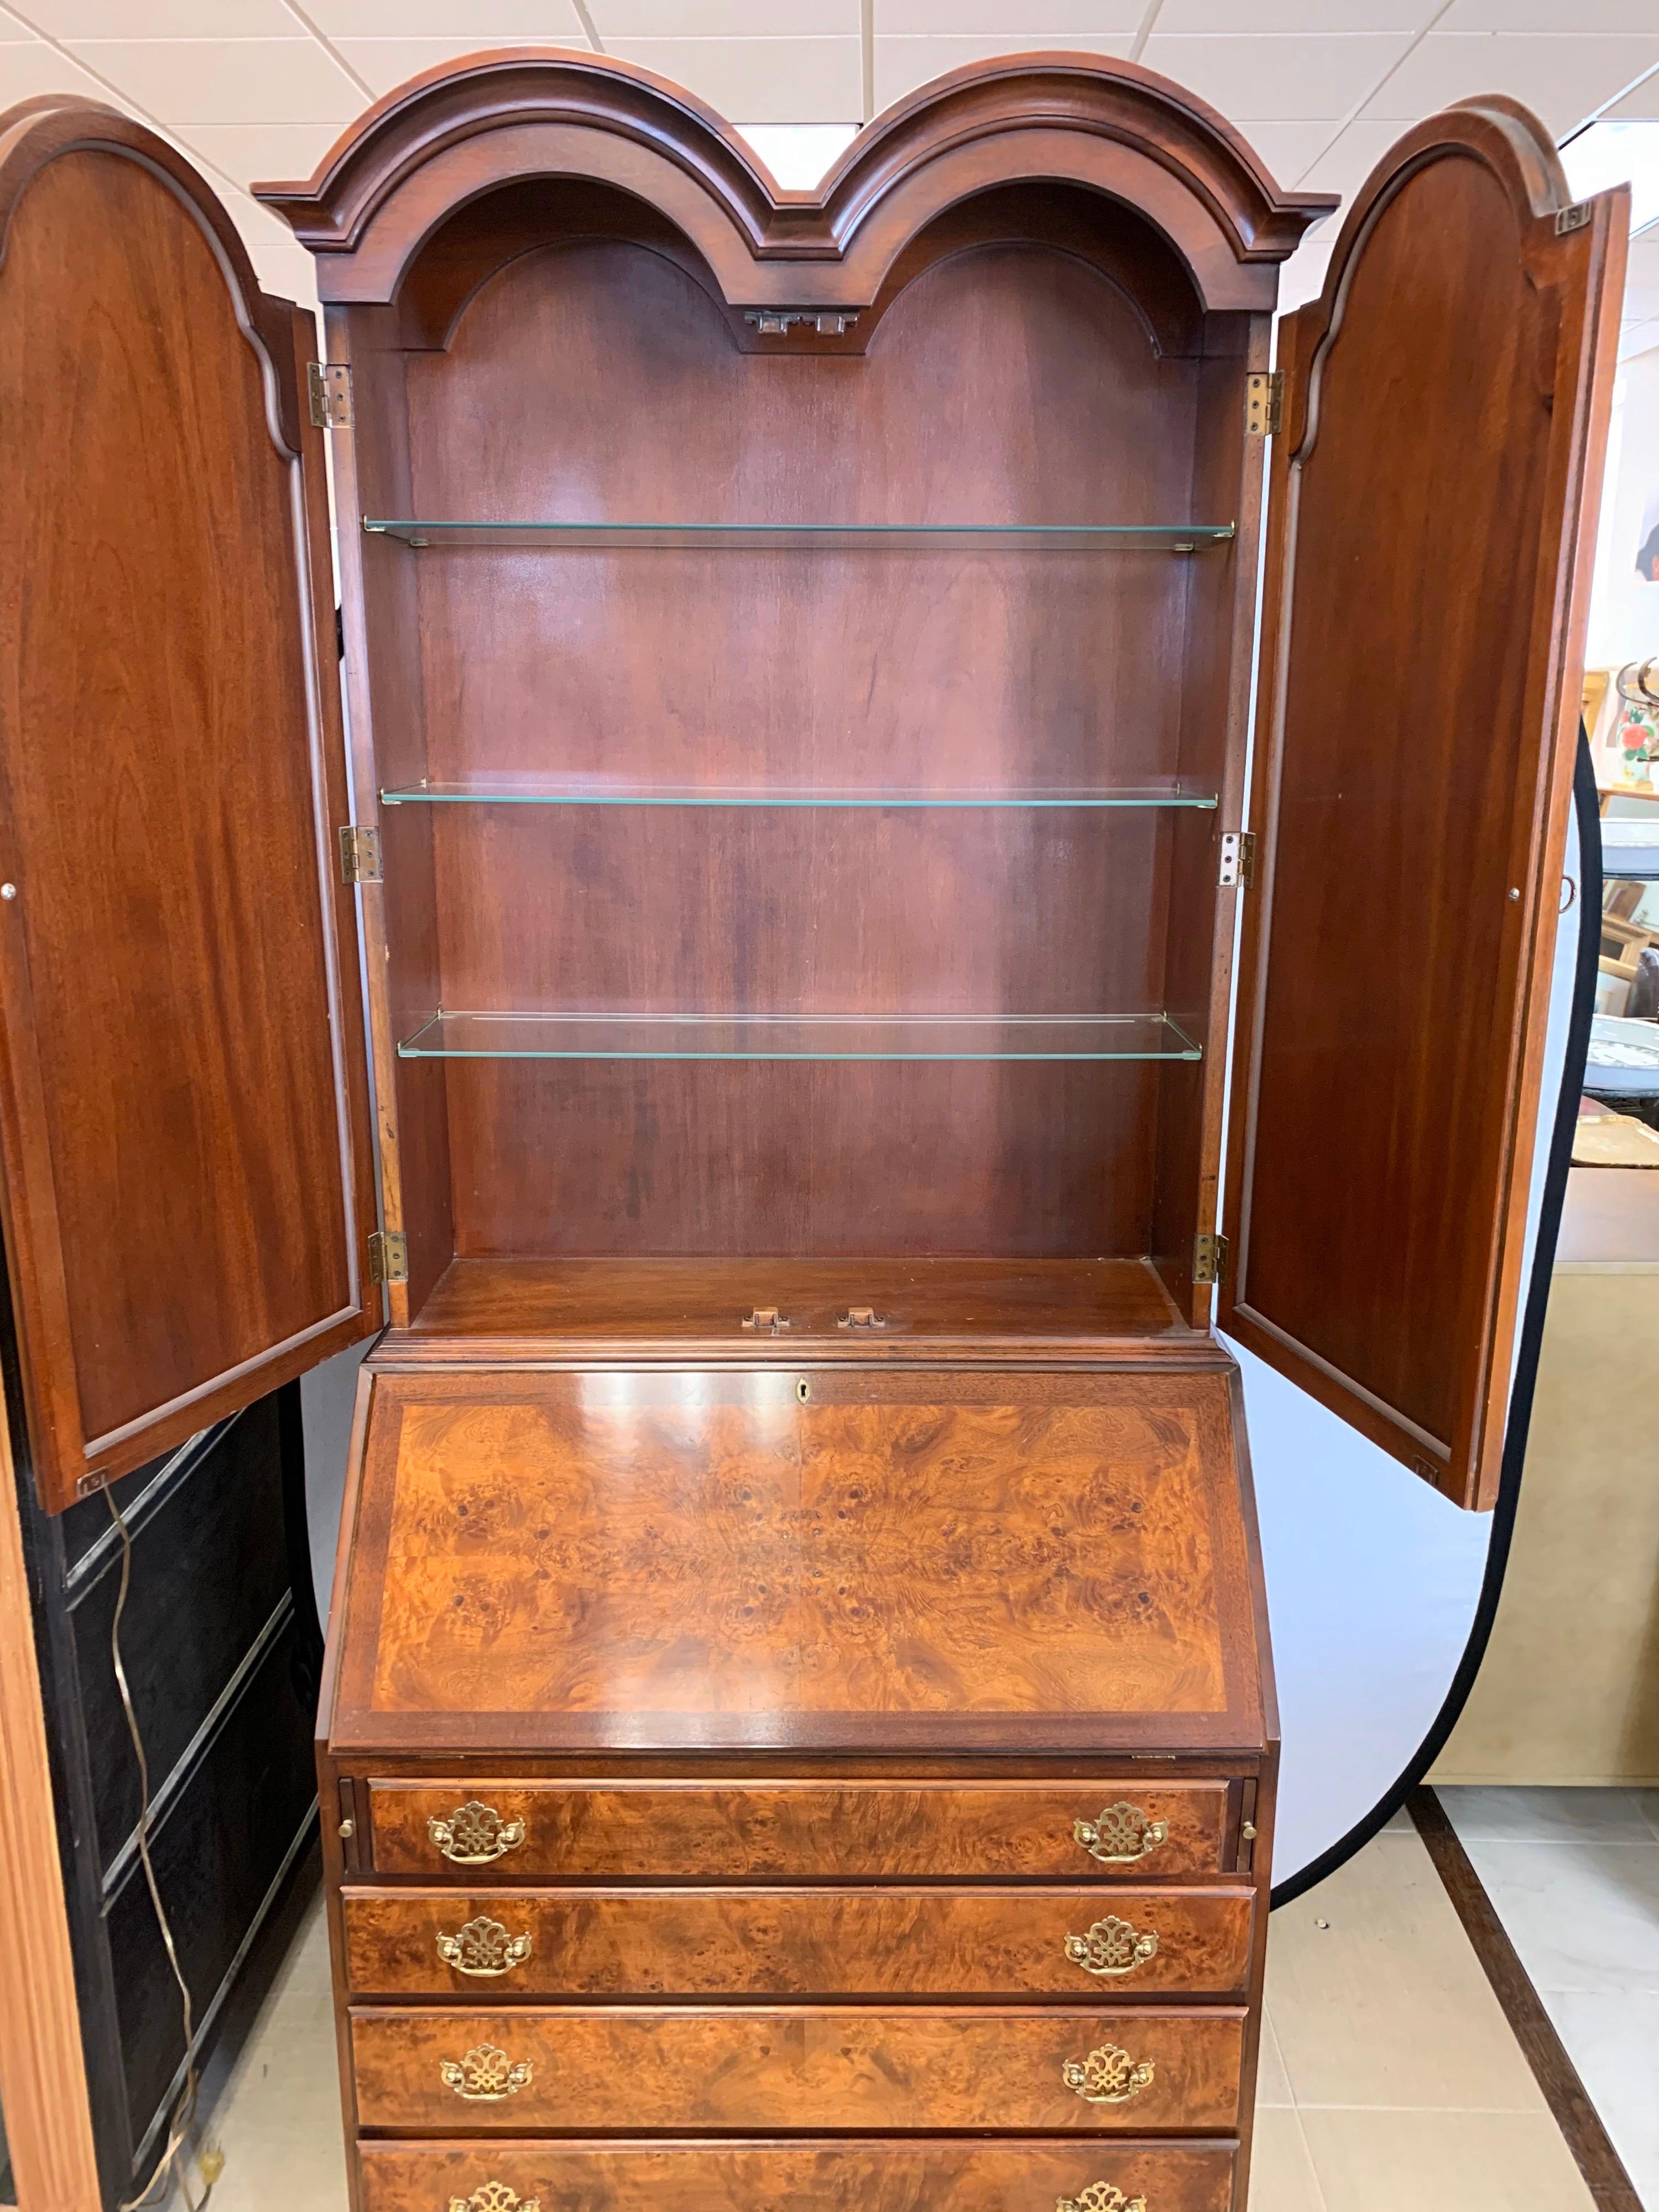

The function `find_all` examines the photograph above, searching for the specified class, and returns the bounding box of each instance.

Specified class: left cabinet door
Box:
[0,100,380,1513]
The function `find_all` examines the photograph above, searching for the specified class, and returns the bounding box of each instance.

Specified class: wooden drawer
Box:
[348,2005,1245,2133]
[363,1778,1234,1879]
[356,2137,1241,2211]
[342,1884,1254,1998]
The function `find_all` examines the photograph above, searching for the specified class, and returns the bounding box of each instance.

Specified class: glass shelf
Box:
[397,1011,1203,1061]
[379,777,1219,811]
[363,519,1238,553]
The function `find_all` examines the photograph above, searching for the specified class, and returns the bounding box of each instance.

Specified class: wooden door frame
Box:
[0,1407,100,2212]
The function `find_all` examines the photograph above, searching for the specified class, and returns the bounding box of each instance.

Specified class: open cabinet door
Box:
[0,100,379,1514]
[1222,100,1625,1512]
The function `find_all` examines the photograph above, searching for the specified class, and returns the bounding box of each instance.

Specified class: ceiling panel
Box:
[1606,71,1659,118]
[1139,31,1412,118]
[61,36,364,122]
[1156,0,1434,30]
[737,121,859,186]
[0,39,109,97]
[1360,32,1659,133]
[1439,0,1659,28]
[14,0,295,32]
[874,31,1131,109]
[601,35,862,121]
[172,119,344,189]
[591,2,856,29]
[1298,114,1407,193]
[1235,119,1345,183]
[874,2,1143,29]
[307,2,586,33]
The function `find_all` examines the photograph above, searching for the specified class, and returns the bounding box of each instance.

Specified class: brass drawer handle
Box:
[1064,1912,1158,1977]
[1062,2043,1156,2104]
[439,2044,534,2102]
[1057,2190,1149,2212]
[448,2190,541,2212]
[437,1914,533,1977]
[427,1800,527,1865]
[1073,1799,1169,1864]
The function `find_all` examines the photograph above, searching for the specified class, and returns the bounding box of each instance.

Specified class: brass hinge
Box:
[338,825,382,884]
[307,361,352,428]
[368,1229,408,1285]
[1219,830,1255,888]
[1245,369,1283,437]
[1193,1232,1229,1286]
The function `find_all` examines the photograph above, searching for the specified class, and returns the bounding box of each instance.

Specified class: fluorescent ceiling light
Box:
[1560,119,1659,236]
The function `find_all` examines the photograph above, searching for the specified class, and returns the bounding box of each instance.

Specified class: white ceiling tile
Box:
[1298,114,1407,195]
[735,121,859,189]
[592,1,855,30]
[601,36,861,122]
[875,2,1142,30]
[1359,33,1659,135]
[1439,0,1659,28]
[62,37,363,123]
[1618,318,1659,360]
[310,2,584,30]
[0,38,120,98]
[0,14,46,38]
[332,35,581,94]
[1605,69,1659,119]
[1140,33,1411,120]
[1157,0,1433,28]
[13,0,294,32]
[1236,119,1345,185]
[874,32,1133,111]
[171,120,344,190]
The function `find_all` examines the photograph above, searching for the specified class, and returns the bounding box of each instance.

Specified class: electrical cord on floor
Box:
[106,1480,221,2212]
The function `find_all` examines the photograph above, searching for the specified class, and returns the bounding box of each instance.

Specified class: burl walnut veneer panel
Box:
[342,1884,1255,1998]
[349,2004,1245,2133]
[356,2137,1241,2212]
[332,1368,1262,1753]
[363,1776,1234,1878]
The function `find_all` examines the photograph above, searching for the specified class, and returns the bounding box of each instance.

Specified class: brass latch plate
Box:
[742,1306,790,1333]
[368,1229,408,1285]
[1245,369,1283,437]
[339,825,382,884]
[1193,1232,1229,1286]
[307,361,352,428]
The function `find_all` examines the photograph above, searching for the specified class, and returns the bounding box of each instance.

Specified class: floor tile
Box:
[1255,2008,1294,2106]
[1298,2108,1598,2211]
[1440,1784,1659,1843]
[1267,1832,1546,2111]
[1462,1837,1659,1994]
[1247,2106,1327,2211]
[1540,1990,1659,2183]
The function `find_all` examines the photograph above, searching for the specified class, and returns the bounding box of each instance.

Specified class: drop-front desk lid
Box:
[328,1365,1267,1756]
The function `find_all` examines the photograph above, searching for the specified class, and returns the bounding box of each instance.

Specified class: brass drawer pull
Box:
[427,1800,527,1865]
[1073,1799,1169,1864]
[1062,2043,1156,2104]
[1057,2190,1149,2212]
[439,2044,534,2102]
[437,1914,533,1977]
[448,2190,541,2212]
[1064,1912,1158,1977]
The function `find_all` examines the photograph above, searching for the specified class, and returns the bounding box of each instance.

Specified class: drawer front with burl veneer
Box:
[341,1884,1255,1999]
[348,2005,1245,2133]
[363,1781,1238,1880]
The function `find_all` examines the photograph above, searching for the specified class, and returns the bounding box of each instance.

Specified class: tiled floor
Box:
[157,1814,1608,2212]
[1440,1783,1659,2209]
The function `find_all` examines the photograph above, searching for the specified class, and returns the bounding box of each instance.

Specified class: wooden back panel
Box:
[0,107,378,1508]
[386,216,1224,1261]
[1222,106,1624,1507]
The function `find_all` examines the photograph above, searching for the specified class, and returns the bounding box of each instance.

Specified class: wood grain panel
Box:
[0,111,377,1508]
[348,2003,1245,2132]
[1223,109,1624,1506]
[399,229,1198,1263]
[342,1884,1254,1997]
[364,1777,1233,1879]
[356,2136,1240,2212]
[331,1368,1261,1754]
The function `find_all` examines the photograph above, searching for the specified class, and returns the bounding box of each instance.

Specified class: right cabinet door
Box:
[1222,99,1626,1510]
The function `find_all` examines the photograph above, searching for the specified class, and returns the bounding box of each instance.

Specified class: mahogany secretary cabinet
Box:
[0,46,1624,2212]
